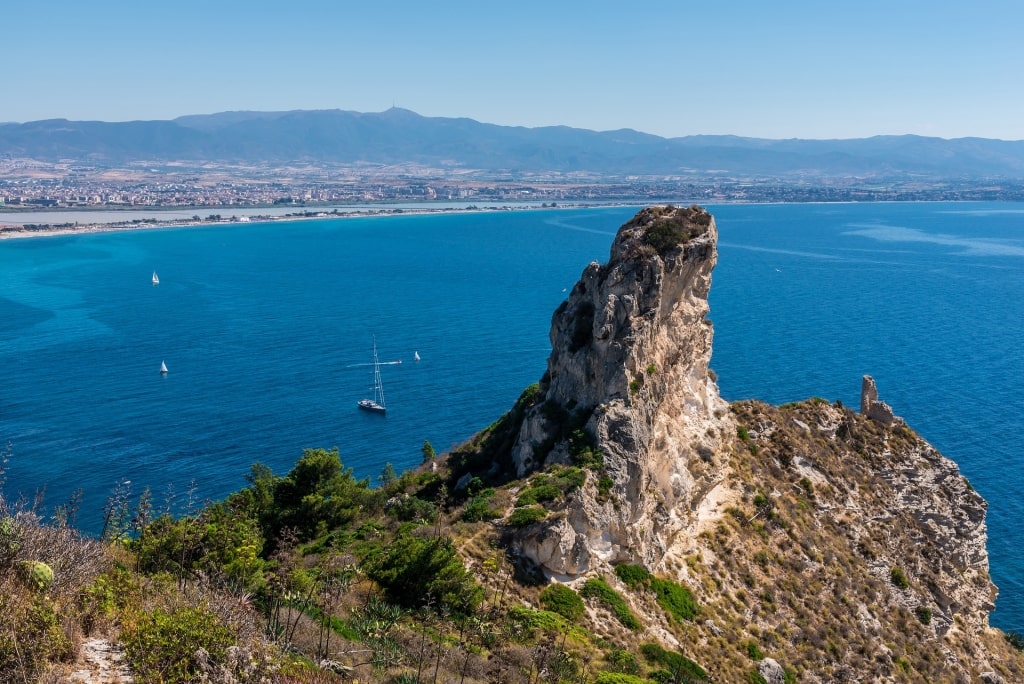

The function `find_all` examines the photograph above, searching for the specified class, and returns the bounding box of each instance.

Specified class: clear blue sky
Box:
[5,0,1022,140]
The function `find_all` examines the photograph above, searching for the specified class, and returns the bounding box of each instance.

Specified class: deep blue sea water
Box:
[2,203,1023,629]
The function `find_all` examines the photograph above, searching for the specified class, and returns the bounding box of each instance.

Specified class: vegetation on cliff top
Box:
[616,205,713,260]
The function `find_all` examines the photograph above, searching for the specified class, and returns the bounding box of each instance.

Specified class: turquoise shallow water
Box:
[1,202,1023,629]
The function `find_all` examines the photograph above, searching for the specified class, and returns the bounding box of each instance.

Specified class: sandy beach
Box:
[0,203,585,240]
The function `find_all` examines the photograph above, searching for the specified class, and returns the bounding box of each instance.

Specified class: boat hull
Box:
[358,399,386,414]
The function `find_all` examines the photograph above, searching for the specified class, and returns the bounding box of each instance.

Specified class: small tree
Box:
[363,533,482,615]
[422,440,436,464]
[379,462,397,488]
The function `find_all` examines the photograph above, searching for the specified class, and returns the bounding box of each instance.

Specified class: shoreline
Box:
[0,203,613,241]
[4,198,1003,241]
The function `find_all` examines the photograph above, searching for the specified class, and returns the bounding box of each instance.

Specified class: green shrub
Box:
[643,215,702,255]
[1005,631,1024,651]
[746,640,764,661]
[651,577,699,621]
[614,565,698,621]
[79,568,143,638]
[516,483,562,506]
[520,383,542,405]
[568,429,604,470]
[506,605,566,640]
[121,605,233,684]
[605,647,640,674]
[890,566,910,589]
[539,584,585,621]
[462,492,501,523]
[614,563,652,588]
[269,447,382,540]
[0,593,72,681]
[581,577,640,630]
[748,670,769,684]
[416,471,441,487]
[640,642,708,682]
[507,506,547,527]
[552,466,587,491]
[573,447,605,470]
[798,477,814,498]
[362,533,481,615]
[389,495,438,523]
[134,504,266,588]
[594,672,647,684]
[915,605,932,625]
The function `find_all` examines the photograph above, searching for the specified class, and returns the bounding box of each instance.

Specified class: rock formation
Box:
[509,205,734,576]
[861,374,902,426]
[473,205,1017,680]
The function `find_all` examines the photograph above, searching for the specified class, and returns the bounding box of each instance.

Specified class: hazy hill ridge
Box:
[3,108,1024,178]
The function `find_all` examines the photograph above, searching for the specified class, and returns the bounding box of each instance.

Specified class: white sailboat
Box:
[357,338,387,414]
[152,271,160,285]
[159,360,168,375]
[414,351,421,362]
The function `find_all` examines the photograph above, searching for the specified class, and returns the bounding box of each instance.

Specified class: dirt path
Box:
[67,638,133,683]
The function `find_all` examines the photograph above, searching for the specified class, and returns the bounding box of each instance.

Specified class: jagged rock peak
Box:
[510,205,732,577]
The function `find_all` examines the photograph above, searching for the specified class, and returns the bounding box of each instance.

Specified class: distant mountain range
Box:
[3,108,1024,179]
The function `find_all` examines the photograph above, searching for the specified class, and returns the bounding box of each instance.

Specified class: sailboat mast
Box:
[373,337,385,407]
[358,336,388,414]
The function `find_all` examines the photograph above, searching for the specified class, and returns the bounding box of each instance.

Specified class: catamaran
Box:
[358,338,387,414]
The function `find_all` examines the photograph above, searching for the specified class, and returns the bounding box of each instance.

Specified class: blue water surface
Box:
[1,202,1023,629]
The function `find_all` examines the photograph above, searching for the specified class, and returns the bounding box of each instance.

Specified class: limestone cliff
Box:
[508,205,733,577]
[447,205,1020,681]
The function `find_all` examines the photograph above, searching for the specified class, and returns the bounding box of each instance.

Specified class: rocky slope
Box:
[454,205,1021,681]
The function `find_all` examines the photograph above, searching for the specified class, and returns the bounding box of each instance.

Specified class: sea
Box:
[1,202,1023,630]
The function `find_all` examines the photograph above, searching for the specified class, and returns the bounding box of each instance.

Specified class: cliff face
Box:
[483,206,1014,681]
[509,206,733,577]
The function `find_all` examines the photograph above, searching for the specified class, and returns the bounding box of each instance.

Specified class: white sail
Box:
[160,360,168,374]
[152,271,160,285]
[414,351,420,362]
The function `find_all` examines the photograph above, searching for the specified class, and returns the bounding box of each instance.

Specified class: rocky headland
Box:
[446,205,1020,681]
